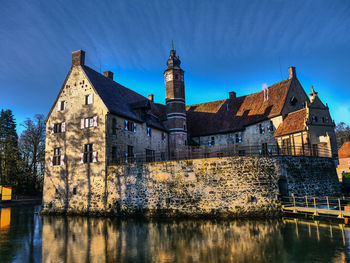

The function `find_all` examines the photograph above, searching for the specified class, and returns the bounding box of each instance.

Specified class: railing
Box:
[281,194,349,218]
[109,144,332,165]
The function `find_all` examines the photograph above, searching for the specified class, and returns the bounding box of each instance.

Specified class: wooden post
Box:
[305,196,308,208]
[314,197,318,215]
[292,194,296,212]
[326,196,330,210]
[338,198,343,218]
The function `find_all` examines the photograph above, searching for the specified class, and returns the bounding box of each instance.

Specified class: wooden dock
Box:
[281,195,350,224]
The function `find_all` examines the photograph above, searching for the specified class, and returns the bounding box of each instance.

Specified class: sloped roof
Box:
[186,79,292,136]
[274,108,307,137]
[82,66,167,131]
[339,142,350,158]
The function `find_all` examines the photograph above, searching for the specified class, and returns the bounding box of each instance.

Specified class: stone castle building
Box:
[43,49,338,214]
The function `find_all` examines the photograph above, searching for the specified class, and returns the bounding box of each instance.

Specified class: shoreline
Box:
[0,198,42,208]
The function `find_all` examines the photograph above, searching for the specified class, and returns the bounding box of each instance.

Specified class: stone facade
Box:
[42,156,340,217]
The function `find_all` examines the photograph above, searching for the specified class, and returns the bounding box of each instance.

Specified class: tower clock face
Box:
[165,72,183,82]
[165,73,173,82]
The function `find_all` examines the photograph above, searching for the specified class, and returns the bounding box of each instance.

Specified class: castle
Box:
[42,49,338,214]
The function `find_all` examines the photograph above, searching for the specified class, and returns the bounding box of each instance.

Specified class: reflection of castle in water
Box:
[41,216,349,263]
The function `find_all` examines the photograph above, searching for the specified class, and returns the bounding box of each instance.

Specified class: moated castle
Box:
[42,49,339,216]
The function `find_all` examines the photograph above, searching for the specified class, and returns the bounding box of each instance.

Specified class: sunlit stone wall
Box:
[105,156,340,217]
[42,156,340,217]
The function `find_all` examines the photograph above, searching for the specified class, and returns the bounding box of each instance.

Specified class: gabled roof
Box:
[186,78,292,136]
[339,142,350,158]
[274,108,307,137]
[82,66,167,131]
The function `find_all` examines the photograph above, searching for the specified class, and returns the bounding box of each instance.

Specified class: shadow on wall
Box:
[44,106,106,213]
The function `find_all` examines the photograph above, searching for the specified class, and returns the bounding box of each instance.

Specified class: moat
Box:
[0,205,349,262]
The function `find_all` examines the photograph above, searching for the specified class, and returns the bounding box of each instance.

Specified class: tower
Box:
[164,47,187,156]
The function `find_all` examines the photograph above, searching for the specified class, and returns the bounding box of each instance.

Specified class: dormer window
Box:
[85,94,93,105]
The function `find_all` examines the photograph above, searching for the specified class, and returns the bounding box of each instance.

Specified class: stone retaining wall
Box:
[42,156,341,218]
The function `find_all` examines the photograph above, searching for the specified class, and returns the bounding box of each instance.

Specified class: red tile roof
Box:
[339,142,350,158]
[274,108,307,137]
[186,79,292,136]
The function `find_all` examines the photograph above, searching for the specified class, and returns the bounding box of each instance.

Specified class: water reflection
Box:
[1,205,350,262]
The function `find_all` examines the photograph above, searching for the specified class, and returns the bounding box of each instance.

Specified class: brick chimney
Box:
[148,94,154,102]
[104,71,114,80]
[229,91,236,99]
[72,50,85,67]
[288,66,296,79]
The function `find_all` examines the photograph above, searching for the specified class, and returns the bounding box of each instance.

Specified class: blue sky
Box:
[0,0,349,133]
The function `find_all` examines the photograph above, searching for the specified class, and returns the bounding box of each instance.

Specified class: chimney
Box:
[104,71,114,80]
[288,66,296,79]
[229,91,236,99]
[72,50,85,67]
[148,94,154,102]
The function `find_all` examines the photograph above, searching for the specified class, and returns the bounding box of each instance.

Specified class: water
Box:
[0,205,350,263]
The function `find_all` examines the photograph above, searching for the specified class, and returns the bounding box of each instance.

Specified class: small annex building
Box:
[337,142,350,182]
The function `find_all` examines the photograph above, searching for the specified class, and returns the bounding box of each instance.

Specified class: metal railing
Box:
[109,144,332,165]
[281,195,349,218]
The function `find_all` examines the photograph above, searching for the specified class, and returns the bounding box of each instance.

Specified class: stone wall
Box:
[42,156,340,217]
[104,156,340,218]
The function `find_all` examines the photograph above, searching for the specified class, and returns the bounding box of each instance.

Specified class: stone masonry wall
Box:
[42,156,340,217]
[104,156,340,218]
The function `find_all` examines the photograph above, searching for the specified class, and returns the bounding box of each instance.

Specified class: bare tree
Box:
[335,122,350,149]
[19,114,46,194]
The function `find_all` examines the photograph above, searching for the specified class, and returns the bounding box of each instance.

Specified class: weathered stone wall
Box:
[42,156,340,217]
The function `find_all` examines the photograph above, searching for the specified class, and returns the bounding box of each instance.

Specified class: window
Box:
[259,124,265,134]
[146,149,155,162]
[238,150,245,156]
[57,101,66,111]
[209,137,215,146]
[290,96,297,106]
[267,121,274,132]
[54,123,62,133]
[85,94,93,105]
[162,132,166,141]
[126,145,134,163]
[73,188,77,195]
[322,117,329,123]
[260,143,268,155]
[312,115,318,123]
[80,116,98,129]
[184,124,186,130]
[83,144,93,163]
[112,146,117,161]
[235,134,242,143]
[124,120,136,132]
[147,127,152,137]
[127,145,134,156]
[161,152,166,161]
[112,118,117,135]
[217,152,224,158]
[53,148,61,166]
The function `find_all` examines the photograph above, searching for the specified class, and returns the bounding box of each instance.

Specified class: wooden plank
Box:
[282,206,350,217]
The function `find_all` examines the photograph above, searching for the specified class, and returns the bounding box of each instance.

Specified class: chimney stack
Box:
[104,71,114,80]
[148,94,154,102]
[229,91,236,99]
[288,66,296,79]
[72,50,85,67]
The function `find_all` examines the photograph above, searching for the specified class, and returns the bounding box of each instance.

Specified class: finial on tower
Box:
[166,44,181,69]
[171,40,174,50]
